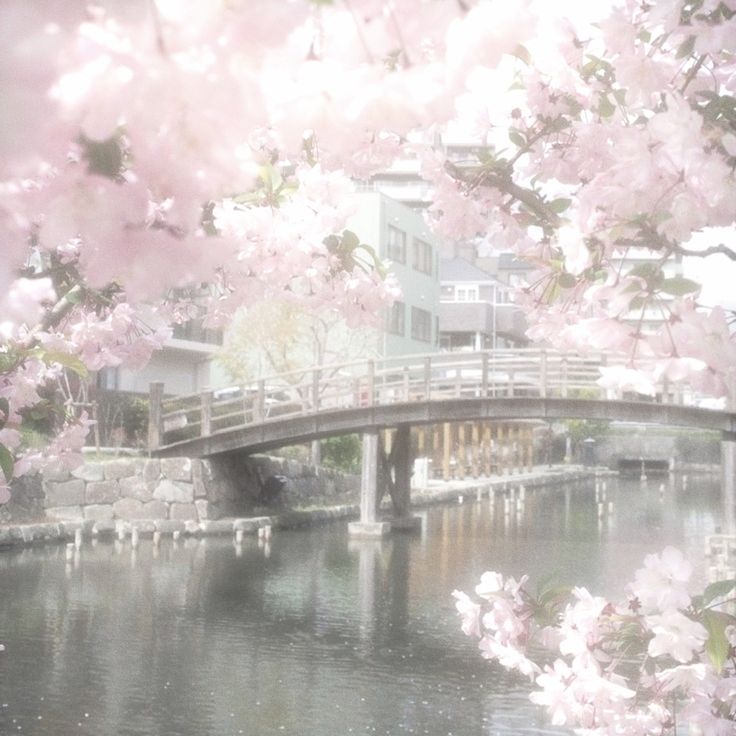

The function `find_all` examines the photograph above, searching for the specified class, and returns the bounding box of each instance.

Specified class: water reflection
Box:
[0,475,725,736]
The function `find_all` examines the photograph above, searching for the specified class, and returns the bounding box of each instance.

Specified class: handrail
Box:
[148,348,719,450]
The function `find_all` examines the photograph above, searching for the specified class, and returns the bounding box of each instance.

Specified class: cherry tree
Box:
[0,0,734,501]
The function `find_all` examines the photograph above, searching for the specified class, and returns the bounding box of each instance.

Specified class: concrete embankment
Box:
[0,465,610,550]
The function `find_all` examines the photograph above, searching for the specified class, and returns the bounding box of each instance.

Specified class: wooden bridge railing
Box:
[148,348,698,451]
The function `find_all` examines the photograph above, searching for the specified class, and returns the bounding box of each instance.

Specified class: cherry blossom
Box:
[629,546,695,613]
[646,610,709,664]
[455,549,736,734]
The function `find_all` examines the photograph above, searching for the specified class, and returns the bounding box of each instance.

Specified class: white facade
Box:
[349,192,441,356]
[99,337,219,396]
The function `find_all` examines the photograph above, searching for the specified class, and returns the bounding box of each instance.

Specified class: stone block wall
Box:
[3,453,361,525]
[230,454,360,508]
[41,456,241,523]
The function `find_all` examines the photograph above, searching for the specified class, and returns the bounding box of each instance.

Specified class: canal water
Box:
[0,475,724,736]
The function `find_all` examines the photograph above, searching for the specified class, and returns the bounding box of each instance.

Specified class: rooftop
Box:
[440,256,499,283]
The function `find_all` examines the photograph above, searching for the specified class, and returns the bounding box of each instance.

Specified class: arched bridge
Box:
[148,348,736,458]
[147,349,736,537]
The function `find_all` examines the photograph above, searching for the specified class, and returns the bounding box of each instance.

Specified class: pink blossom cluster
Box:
[454,547,736,735]
[0,0,734,491]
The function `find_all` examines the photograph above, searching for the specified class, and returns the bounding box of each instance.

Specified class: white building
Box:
[348,191,441,356]
[439,256,528,352]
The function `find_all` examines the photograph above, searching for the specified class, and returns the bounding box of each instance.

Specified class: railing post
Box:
[148,382,164,451]
[540,350,547,398]
[561,356,569,399]
[403,366,410,401]
[423,357,432,400]
[312,368,321,413]
[254,379,266,422]
[508,368,515,398]
[366,360,375,406]
[201,390,213,437]
[598,353,607,399]
[661,376,669,404]
[481,352,488,398]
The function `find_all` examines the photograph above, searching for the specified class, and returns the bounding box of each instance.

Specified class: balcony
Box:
[439,301,527,343]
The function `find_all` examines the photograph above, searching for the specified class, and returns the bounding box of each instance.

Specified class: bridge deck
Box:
[148,349,736,458]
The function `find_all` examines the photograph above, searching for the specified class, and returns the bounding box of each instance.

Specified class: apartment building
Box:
[439,256,528,351]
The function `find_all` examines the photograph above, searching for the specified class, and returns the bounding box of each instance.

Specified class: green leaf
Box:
[0,443,13,483]
[65,287,84,305]
[258,164,283,192]
[512,44,532,65]
[660,276,701,296]
[628,263,663,286]
[548,198,572,214]
[703,609,733,672]
[38,350,89,379]
[558,273,577,289]
[0,398,8,431]
[598,94,616,118]
[613,88,628,106]
[341,230,361,250]
[702,579,736,607]
[509,129,527,148]
[538,584,572,609]
[677,35,696,59]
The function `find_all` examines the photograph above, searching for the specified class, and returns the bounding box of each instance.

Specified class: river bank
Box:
[0,464,615,550]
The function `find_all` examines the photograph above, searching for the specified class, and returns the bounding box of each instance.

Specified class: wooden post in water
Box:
[509,425,518,474]
[148,382,164,451]
[458,423,466,481]
[483,423,492,477]
[471,423,480,478]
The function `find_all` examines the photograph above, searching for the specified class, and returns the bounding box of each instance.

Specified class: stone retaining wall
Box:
[42,456,239,523]
[4,453,360,525]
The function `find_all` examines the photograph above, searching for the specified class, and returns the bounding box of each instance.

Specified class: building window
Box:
[456,286,479,302]
[412,238,433,275]
[387,301,405,336]
[411,307,432,342]
[494,287,510,304]
[507,272,526,288]
[172,320,223,345]
[387,225,406,264]
[95,367,119,391]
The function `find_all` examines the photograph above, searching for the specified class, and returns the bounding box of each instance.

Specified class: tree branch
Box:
[40,285,85,332]
[673,243,736,261]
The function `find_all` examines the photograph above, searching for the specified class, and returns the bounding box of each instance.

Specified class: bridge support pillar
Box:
[390,425,422,532]
[721,436,736,535]
[349,430,390,538]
